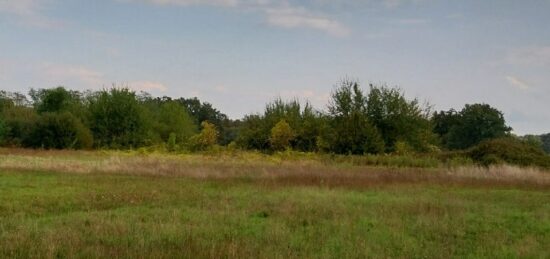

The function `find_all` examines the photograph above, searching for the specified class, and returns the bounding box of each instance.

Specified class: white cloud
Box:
[127,81,168,92]
[118,0,351,37]
[0,0,61,28]
[505,76,530,91]
[265,6,350,37]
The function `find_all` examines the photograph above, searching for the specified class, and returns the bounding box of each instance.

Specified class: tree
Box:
[237,99,325,152]
[24,112,93,149]
[0,94,38,146]
[29,87,82,114]
[189,121,219,151]
[446,104,511,150]
[270,120,295,151]
[432,109,460,147]
[366,84,435,152]
[176,97,231,144]
[540,133,550,154]
[88,88,151,148]
[326,80,385,154]
[142,98,198,145]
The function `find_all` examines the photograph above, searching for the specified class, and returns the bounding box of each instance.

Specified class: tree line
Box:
[0,80,546,156]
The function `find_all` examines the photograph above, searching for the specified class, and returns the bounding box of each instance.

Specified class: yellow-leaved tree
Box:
[270,119,295,151]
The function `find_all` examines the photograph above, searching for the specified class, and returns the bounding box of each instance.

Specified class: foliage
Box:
[143,98,197,145]
[270,119,295,150]
[0,99,38,146]
[23,112,93,149]
[325,80,385,154]
[444,104,512,150]
[237,99,325,152]
[189,121,219,151]
[540,133,550,154]
[366,84,435,152]
[29,87,83,114]
[468,137,550,168]
[177,97,231,144]
[167,132,178,152]
[0,117,5,143]
[87,88,151,148]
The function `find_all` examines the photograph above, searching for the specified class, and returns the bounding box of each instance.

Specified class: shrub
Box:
[468,137,550,168]
[88,88,151,148]
[24,112,93,149]
[189,121,218,151]
[270,120,295,151]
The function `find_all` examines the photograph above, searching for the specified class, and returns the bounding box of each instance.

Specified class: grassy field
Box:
[0,149,549,258]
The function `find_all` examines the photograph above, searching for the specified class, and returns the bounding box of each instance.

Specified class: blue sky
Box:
[1,0,549,134]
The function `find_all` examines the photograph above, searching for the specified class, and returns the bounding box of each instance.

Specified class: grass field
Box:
[0,149,549,258]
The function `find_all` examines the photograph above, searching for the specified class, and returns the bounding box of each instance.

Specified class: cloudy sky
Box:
[1,0,549,134]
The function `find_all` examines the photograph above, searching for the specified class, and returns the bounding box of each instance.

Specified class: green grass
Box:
[1,169,549,258]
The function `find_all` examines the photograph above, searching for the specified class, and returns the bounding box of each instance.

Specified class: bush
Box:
[468,137,550,168]
[24,112,93,149]
[88,88,151,148]
[189,121,218,151]
[270,120,295,151]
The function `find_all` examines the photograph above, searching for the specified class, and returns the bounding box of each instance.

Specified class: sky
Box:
[0,0,549,134]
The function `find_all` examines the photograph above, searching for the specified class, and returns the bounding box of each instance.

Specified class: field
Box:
[0,149,549,258]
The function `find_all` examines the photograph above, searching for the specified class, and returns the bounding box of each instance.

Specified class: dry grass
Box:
[0,148,548,189]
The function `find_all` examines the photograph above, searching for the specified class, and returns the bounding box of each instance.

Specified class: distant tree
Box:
[142,99,197,145]
[24,112,93,149]
[366,84,435,152]
[270,119,295,151]
[521,135,543,150]
[326,80,385,154]
[189,121,219,151]
[0,117,5,144]
[88,88,151,148]
[0,94,38,146]
[446,104,512,150]
[176,97,231,144]
[540,133,550,154]
[237,99,325,152]
[432,109,460,147]
[29,87,81,114]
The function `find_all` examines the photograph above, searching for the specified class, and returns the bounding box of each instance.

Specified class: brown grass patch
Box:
[0,148,548,189]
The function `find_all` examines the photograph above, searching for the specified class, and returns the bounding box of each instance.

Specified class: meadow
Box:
[0,149,549,258]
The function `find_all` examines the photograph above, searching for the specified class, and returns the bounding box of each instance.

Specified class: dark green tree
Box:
[24,112,93,149]
[88,88,151,148]
[539,133,550,154]
[446,104,511,150]
[29,87,83,114]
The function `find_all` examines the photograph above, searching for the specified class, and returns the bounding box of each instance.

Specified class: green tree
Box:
[24,112,93,149]
[0,93,37,146]
[446,104,511,150]
[29,87,82,115]
[270,119,295,151]
[326,80,385,154]
[143,99,197,145]
[539,133,550,154]
[237,99,325,152]
[366,84,435,152]
[88,88,151,148]
[177,97,231,144]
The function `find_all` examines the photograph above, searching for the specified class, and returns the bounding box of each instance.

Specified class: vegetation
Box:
[0,149,548,258]
[0,79,548,168]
